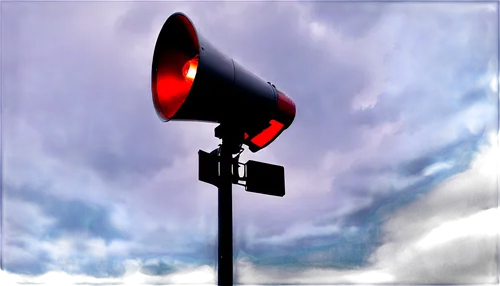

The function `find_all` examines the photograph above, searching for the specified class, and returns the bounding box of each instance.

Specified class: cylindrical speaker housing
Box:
[151,12,295,152]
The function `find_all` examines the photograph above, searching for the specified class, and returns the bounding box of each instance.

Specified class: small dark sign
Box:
[245,160,285,197]
[198,150,219,187]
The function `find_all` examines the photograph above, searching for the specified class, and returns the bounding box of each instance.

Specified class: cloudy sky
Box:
[0,1,499,285]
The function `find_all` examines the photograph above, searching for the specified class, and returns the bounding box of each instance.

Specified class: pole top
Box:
[214,124,245,155]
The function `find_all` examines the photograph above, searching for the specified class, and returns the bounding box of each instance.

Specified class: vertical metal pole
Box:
[218,136,234,286]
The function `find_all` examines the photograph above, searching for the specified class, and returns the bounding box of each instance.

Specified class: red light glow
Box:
[182,57,199,81]
[153,55,200,120]
[250,120,284,147]
[155,74,192,119]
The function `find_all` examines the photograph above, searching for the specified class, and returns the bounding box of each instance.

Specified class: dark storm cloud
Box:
[5,184,127,242]
[190,2,388,166]
[6,238,85,264]
[305,2,386,38]
[308,0,498,213]
[114,2,165,37]
[336,128,489,194]
[2,2,186,185]
[350,3,498,128]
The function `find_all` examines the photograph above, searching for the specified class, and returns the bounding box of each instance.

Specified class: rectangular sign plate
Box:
[198,150,219,187]
[245,160,285,197]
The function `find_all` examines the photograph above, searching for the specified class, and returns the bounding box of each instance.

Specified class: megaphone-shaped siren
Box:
[151,12,296,152]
